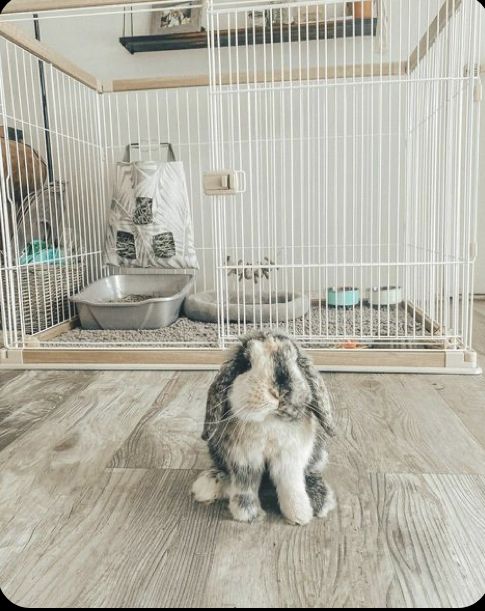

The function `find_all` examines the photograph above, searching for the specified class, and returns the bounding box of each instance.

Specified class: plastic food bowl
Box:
[327,287,360,308]
[71,273,194,330]
[366,285,402,307]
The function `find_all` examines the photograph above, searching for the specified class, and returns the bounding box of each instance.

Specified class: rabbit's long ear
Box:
[202,344,250,441]
[202,377,226,441]
[311,375,336,438]
[296,350,336,438]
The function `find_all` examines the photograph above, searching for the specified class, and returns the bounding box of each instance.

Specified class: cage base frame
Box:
[1,299,480,373]
[0,346,480,374]
[23,317,80,346]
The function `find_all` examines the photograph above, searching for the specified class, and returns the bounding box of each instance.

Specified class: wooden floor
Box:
[1,305,485,608]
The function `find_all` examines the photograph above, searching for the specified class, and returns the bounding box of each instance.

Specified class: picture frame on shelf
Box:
[274,1,351,27]
[352,1,375,19]
[248,10,270,28]
[150,1,207,36]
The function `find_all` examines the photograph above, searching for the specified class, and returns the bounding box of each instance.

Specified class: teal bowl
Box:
[327,287,360,308]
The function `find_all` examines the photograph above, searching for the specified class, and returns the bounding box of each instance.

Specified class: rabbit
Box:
[192,330,336,525]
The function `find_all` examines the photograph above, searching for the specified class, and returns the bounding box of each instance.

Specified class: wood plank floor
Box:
[1,305,485,607]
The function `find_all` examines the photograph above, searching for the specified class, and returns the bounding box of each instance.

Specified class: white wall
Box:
[6,0,444,79]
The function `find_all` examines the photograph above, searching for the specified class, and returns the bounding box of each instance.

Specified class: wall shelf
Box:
[119,17,377,54]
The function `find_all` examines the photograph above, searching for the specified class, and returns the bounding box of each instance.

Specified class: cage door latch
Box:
[203,170,246,196]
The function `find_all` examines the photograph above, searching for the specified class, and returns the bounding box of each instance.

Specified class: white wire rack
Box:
[0,0,482,372]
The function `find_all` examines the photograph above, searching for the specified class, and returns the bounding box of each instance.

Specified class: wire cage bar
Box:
[0,0,482,372]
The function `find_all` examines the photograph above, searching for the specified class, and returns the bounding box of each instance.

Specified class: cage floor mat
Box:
[45,304,431,348]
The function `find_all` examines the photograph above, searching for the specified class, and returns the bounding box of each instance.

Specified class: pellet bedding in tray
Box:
[46,304,430,348]
[107,294,150,304]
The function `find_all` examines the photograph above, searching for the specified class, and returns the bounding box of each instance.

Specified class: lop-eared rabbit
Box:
[192,331,336,525]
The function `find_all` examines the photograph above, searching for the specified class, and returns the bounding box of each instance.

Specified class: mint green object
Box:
[327,287,360,308]
[19,240,65,265]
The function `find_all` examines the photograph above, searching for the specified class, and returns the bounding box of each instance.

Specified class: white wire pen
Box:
[0,0,480,371]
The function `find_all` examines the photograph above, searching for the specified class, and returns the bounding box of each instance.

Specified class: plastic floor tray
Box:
[71,273,194,330]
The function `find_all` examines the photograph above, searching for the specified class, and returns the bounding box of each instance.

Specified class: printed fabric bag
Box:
[104,144,199,269]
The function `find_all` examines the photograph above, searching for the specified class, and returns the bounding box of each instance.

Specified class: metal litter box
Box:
[71,273,194,330]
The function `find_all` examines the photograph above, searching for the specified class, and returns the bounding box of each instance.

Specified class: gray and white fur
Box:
[192,330,336,525]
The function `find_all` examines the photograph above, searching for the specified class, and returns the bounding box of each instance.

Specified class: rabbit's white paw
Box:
[281,495,314,526]
[192,470,225,504]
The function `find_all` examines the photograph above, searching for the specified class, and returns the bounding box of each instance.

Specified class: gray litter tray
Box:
[71,273,194,330]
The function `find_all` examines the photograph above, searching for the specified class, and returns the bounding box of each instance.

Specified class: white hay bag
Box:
[104,160,199,269]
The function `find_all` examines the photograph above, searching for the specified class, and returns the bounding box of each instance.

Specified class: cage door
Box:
[206,1,252,346]
[206,0,316,346]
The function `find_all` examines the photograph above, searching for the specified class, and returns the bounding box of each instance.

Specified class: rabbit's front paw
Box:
[281,495,314,526]
[192,469,226,504]
[229,494,265,523]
